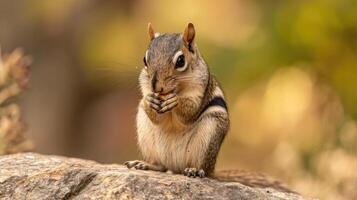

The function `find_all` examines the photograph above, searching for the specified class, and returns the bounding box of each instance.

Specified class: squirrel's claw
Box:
[184,168,205,178]
[124,160,167,172]
[158,94,178,114]
[146,94,161,112]
[147,94,161,105]
[146,92,178,114]
[124,160,140,168]
[124,160,149,170]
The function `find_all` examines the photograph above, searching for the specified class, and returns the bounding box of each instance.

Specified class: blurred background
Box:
[0,0,356,199]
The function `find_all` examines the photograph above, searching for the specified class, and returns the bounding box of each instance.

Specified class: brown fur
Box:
[126,23,229,177]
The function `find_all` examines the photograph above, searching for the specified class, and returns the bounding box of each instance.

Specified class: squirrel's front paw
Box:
[124,160,149,170]
[184,168,205,178]
[158,93,178,114]
[146,93,162,112]
[124,160,167,172]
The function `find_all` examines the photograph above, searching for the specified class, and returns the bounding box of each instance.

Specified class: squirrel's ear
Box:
[183,23,195,49]
[148,22,155,41]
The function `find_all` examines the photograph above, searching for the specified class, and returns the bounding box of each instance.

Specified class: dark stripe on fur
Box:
[207,97,227,110]
[199,97,227,117]
[151,71,158,91]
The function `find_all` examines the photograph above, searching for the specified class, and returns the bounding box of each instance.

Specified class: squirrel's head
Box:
[140,23,207,95]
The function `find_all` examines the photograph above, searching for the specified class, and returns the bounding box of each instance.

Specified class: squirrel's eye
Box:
[175,55,185,69]
[143,57,147,69]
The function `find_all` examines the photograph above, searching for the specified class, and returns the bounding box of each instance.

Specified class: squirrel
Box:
[124,23,229,178]
[123,23,297,194]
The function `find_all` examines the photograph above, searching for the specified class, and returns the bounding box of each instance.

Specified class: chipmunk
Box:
[124,23,229,178]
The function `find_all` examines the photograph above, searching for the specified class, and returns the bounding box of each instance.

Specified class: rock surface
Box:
[0,153,310,200]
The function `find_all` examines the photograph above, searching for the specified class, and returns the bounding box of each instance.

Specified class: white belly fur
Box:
[136,105,216,173]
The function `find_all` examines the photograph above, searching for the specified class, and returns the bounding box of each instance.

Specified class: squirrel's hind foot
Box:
[124,160,167,172]
[184,168,205,178]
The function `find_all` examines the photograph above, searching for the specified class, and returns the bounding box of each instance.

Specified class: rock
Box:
[0,153,310,200]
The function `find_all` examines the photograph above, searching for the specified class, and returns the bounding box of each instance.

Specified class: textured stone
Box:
[0,153,310,200]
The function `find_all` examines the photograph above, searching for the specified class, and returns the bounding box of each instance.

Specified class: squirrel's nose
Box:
[153,84,164,93]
